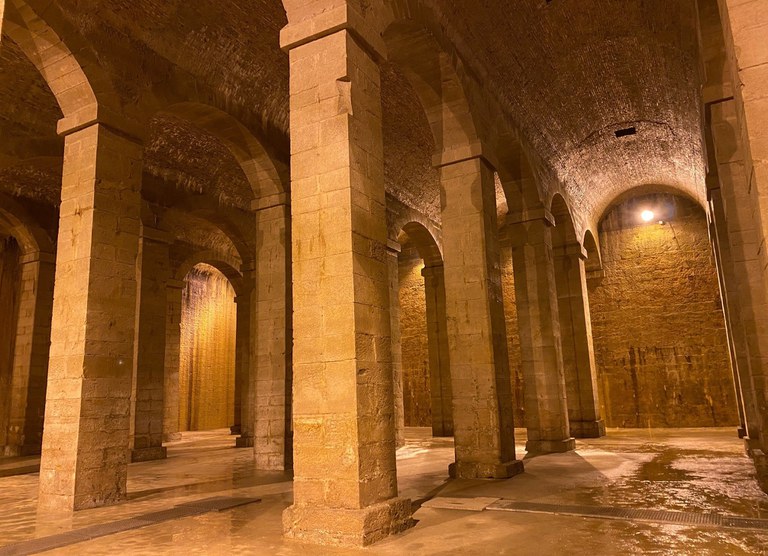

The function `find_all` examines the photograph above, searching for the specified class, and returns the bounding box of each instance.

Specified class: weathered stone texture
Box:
[0,237,21,451]
[588,194,738,428]
[398,245,431,427]
[178,264,236,431]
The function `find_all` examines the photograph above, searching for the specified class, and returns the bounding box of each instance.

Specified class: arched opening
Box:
[588,191,738,428]
[550,194,605,438]
[396,221,452,437]
[178,263,237,433]
[0,235,22,454]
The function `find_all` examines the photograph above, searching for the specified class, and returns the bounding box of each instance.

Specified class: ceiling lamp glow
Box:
[641,210,655,223]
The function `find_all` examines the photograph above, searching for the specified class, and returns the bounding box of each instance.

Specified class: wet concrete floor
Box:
[0,427,765,555]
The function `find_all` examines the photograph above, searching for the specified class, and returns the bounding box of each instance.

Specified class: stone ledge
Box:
[449,459,524,480]
[526,437,576,454]
[131,447,167,463]
[570,420,607,439]
[283,497,413,547]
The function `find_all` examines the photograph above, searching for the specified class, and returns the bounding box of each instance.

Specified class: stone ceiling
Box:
[0,0,707,233]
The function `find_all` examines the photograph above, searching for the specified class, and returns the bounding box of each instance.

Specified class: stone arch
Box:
[549,192,581,249]
[397,221,442,268]
[3,0,124,129]
[596,183,706,231]
[0,195,53,256]
[381,11,482,157]
[582,229,602,272]
[157,103,288,202]
[173,251,244,297]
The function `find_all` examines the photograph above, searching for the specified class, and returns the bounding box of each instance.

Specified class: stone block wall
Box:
[398,245,431,427]
[179,264,237,431]
[0,236,21,448]
[588,194,738,428]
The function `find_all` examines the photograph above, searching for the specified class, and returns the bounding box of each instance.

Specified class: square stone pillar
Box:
[131,230,171,462]
[3,251,55,456]
[38,122,142,512]
[552,244,605,439]
[719,0,768,491]
[708,185,756,441]
[439,154,523,479]
[508,211,574,454]
[281,24,411,547]
[162,279,185,442]
[233,277,254,447]
[386,240,405,447]
[422,264,453,437]
[249,200,293,469]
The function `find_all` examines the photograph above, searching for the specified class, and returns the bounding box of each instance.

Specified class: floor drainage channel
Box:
[486,500,768,531]
[0,496,261,556]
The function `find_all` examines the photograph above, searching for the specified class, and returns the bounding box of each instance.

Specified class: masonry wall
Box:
[499,239,526,426]
[179,264,236,431]
[398,246,431,427]
[0,237,21,447]
[588,194,738,427]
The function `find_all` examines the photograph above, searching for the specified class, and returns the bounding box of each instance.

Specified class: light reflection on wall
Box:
[179,263,236,431]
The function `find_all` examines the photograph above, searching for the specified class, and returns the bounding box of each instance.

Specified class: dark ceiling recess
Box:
[615,126,637,138]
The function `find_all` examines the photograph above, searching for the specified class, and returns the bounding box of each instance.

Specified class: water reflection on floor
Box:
[0,427,765,555]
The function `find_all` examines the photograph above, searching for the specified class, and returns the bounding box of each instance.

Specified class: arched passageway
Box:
[396,221,452,438]
[588,192,738,427]
[178,263,238,432]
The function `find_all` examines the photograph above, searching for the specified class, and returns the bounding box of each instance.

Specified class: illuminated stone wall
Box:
[0,237,21,447]
[398,246,431,427]
[499,241,526,426]
[588,194,738,427]
[179,264,236,431]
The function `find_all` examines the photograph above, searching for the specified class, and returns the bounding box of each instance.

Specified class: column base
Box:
[131,447,167,462]
[570,420,606,439]
[737,426,748,439]
[164,432,182,442]
[283,497,413,547]
[235,435,254,448]
[745,437,762,456]
[448,459,524,479]
[526,438,576,454]
[752,450,768,495]
[230,425,242,435]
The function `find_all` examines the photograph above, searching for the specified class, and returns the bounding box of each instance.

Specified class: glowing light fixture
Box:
[641,210,655,223]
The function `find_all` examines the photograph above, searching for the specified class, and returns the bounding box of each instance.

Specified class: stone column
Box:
[234,267,254,448]
[708,185,756,440]
[38,122,142,511]
[719,0,768,490]
[386,240,405,447]
[131,230,171,462]
[280,21,411,547]
[552,243,605,439]
[509,210,574,454]
[162,279,185,442]
[422,264,453,437]
[439,152,522,479]
[2,251,55,456]
[250,200,292,468]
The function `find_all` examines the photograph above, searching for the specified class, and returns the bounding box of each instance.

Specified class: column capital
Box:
[251,192,290,212]
[57,105,144,143]
[386,239,401,255]
[18,251,55,266]
[507,207,555,227]
[166,278,186,290]
[552,242,588,261]
[140,224,174,245]
[433,141,498,170]
[421,264,445,278]
[279,2,385,60]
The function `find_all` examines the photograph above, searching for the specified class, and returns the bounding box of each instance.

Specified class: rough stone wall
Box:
[179,264,236,431]
[499,238,526,426]
[398,245,431,427]
[588,194,738,428]
[0,237,21,447]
